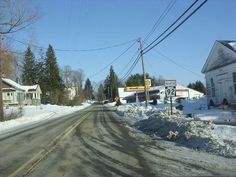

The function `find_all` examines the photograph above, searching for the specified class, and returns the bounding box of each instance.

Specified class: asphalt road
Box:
[0,104,235,177]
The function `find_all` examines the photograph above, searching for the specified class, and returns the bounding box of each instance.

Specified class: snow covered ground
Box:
[181,97,236,122]
[0,103,91,136]
[114,99,236,158]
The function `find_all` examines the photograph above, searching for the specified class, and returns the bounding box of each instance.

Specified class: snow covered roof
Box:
[2,78,40,92]
[202,40,236,73]
[219,40,236,53]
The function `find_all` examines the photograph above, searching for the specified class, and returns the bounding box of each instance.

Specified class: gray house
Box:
[2,78,42,106]
[202,40,236,106]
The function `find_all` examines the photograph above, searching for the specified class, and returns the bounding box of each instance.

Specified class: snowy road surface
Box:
[0,104,235,177]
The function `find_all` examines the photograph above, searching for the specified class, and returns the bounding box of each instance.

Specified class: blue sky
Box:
[11,0,236,86]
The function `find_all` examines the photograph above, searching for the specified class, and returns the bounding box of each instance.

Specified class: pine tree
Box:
[22,47,37,85]
[35,49,48,102]
[84,78,93,100]
[103,66,120,101]
[104,75,110,100]
[45,45,64,103]
[125,73,159,87]
[187,81,206,95]
[97,83,105,101]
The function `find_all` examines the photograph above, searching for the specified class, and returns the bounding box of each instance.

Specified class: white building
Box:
[202,40,236,106]
[2,78,42,106]
[118,84,204,103]
[155,85,204,101]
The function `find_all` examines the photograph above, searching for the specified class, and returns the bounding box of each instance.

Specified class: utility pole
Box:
[0,34,4,121]
[139,38,148,108]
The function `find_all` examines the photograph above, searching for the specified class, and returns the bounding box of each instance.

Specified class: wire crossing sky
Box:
[10,0,236,86]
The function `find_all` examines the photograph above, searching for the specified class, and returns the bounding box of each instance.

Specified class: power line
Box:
[143,0,208,54]
[118,50,139,76]
[143,0,199,52]
[150,49,204,78]
[144,0,177,43]
[89,40,137,79]
[4,35,138,52]
[120,54,141,81]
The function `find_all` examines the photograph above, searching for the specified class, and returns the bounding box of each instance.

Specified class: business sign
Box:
[145,79,151,87]
[125,86,145,91]
[165,80,176,97]
[125,85,151,92]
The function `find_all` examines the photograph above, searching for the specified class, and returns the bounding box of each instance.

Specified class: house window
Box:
[233,72,236,94]
[7,93,10,96]
[211,78,215,97]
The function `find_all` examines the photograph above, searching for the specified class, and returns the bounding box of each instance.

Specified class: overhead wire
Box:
[151,49,204,78]
[143,0,199,52]
[118,50,139,76]
[118,0,177,82]
[4,35,138,52]
[119,0,207,82]
[89,40,138,79]
[143,0,208,54]
[120,54,141,81]
[144,0,177,43]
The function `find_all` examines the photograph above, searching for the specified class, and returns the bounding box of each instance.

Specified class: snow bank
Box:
[0,103,91,136]
[116,103,236,158]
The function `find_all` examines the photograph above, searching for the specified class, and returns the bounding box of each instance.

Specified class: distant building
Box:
[202,40,236,106]
[118,84,204,103]
[2,78,42,106]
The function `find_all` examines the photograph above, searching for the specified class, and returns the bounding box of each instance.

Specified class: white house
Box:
[2,78,42,106]
[202,40,236,106]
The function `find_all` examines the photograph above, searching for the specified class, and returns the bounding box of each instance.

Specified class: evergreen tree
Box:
[104,75,110,100]
[45,45,64,103]
[125,73,160,87]
[187,80,206,95]
[84,78,93,100]
[97,83,105,101]
[103,66,120,101]
[126,73,143,86]
[195,80,206,95]
[22,47,37,85]
[35,49,48,102]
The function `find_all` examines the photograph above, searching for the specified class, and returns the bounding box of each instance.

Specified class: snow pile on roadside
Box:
[116,104,236,157]
[0,103,91,135]
[116,103,165,124]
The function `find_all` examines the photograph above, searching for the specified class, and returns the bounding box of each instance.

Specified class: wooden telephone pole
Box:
[0,34,4,121]
[139,38,148,108]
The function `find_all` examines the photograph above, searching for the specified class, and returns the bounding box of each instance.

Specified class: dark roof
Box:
[218,40,236,53]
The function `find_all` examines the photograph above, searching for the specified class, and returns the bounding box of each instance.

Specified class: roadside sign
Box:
[165,80,176,115]
[145,79,151,87]
[165,80,176,87]
[165,80,176,97]
[125,86,150,92]
[125,86,145,91]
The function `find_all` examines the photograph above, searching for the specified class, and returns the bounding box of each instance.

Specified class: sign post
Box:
[145,79,151,101]
[165,80,176,115]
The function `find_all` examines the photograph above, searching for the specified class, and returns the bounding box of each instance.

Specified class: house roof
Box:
[218,40,236,53]
[2,78,40,92]
[202,40,236,73]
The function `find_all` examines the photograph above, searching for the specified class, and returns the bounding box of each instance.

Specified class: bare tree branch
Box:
[0,0,39,34]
